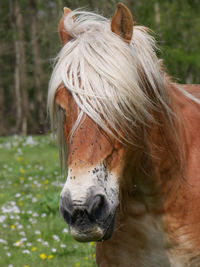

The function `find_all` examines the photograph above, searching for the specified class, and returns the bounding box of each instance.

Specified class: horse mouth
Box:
[69,212,116,242]
[71,226,104,242]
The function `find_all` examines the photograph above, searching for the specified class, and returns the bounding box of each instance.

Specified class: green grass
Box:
[0,135,96,267]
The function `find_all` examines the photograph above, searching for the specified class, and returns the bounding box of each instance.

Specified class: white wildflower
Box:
[0,238,7,244]
[17,224,23,229]
[22,249,30,254]
[27,210,32,214]
[19,231,26,236]
[35,230,41,235]
[52,234,60,242]
[0,215,7,223]
[43,241,49,246]
[62,228,68,234]
[32,197,37,203]
[20,237,27,242]
[2,201,20,214]
[13,241,22,247]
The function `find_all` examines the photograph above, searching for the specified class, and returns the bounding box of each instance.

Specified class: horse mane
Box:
[47,10,191,174]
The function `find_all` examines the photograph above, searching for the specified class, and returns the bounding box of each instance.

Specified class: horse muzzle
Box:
[59,190,116,242]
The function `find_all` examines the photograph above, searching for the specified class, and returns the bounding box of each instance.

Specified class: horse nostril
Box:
[89,195,106,221]
[59,192,73,225]
[71,209,86,225]
[59,192,108,226]
[60,205,71,224]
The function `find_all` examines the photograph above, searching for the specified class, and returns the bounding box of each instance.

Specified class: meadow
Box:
[0,135,96,267]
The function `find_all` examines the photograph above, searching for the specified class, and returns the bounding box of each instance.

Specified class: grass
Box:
[0,135,96,267]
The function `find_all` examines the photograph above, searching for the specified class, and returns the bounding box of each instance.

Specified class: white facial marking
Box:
[61,162,119,209]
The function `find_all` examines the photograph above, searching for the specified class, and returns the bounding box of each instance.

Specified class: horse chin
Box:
[70,212,116,243]
[70,226,104,242]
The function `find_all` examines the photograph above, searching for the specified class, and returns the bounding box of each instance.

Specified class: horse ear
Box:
[58,7,73,45]
[111,2,133,43]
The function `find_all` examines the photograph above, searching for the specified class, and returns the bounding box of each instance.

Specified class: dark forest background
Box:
[0,0,200,136]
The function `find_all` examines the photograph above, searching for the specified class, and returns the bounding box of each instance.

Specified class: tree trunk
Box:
[154,2,160,25]
[14,0,29,135]
[9,0,22,133]
[0,41,5,135]
[14,40,22,132]
[30,0,45,132]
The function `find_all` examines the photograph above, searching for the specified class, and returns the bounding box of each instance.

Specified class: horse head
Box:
[53,3,133,242]
[48,2,178,243]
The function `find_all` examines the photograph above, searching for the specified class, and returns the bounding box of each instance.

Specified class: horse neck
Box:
[96,82,200,266]
[119,81,184,214]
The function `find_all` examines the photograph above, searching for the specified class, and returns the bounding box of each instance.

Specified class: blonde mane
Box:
[48,10,171,147]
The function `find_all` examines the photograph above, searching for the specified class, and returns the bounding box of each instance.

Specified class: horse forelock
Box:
[47,10,185,173]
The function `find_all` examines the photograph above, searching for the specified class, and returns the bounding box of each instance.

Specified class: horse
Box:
[48,3,200,266]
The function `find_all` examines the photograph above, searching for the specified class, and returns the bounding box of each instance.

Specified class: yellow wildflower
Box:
[11,225,15,229]
[31,247,37,251]
[40,253,47,260]
[75,263,80,267]
[14,240,22,247]
[18,200,23,206]
[48,255,54,259]
[20,168,25,173]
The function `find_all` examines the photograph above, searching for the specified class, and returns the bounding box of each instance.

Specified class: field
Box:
[0,135,96,267]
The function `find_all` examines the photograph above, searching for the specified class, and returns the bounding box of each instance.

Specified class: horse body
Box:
[48,3,200,266]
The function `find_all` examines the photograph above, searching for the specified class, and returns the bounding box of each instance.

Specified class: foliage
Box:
[0,135,96,267]
[129,0,200,83]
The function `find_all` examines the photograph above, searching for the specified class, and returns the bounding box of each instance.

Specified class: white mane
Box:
[48,10,169,148]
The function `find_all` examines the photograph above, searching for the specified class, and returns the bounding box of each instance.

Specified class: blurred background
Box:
[0,0,200,136]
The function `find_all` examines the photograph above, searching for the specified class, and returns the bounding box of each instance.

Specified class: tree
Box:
[13,0,29,134]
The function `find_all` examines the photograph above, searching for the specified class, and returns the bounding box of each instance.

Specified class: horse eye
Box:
[59,105,65,112]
